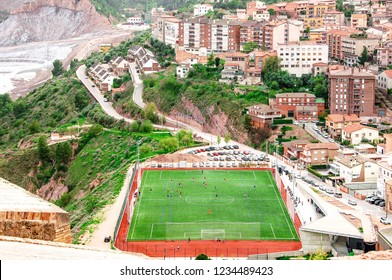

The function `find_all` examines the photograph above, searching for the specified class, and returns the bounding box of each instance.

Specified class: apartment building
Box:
[246,1,267,16]
[376,41,392,67]
[246,104,282,128]
[306,1,335,18]
[328,66,376,117]
[300,142,339,166]
[270,92,325,119]
[377,154,392,200]
[322,11,345,26]
[332,156,378,184]
[326,29,353,61]
[277,41,328,77]
[378,69,392,93]
[253,10,270,22]
[351,13,368,29]
[303,17,324,29]
[326,114,361,140]
[194,4,213,16]
[154,15,181,48]
[178,18,241,54]
[342,124,380,145]
[341,36,380,66]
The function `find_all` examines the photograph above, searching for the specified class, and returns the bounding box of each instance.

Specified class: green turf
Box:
[127,170,299,241]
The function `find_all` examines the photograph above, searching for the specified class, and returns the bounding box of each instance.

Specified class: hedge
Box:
[307,166,325,179]
[310,164,328,170]
[273,119,293,124]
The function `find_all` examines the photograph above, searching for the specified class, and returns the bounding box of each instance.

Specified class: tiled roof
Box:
[343,124,378,133]
[305,143,339,150]
[327,114,360,123]
[382,69,392,79]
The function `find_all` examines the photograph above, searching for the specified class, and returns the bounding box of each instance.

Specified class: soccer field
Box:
[127,170,299,241]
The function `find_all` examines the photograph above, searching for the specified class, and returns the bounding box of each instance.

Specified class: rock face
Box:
[0,0,111,46]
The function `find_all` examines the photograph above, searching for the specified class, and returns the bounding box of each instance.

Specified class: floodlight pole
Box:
[137,139,142,189]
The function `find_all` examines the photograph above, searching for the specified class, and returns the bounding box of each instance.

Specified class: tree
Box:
[140,143,152,155]
[268,9,276,16]
[262,56,281,78]
[214,57,221,68]
[144,103,159,123]
[217,135,221,146]
[224,133,230,144]
[87,124,103,138]
[52,59,64,77]
[139,120,153,133]
[176,129,193,146]
[37,136,50,162]
[207,54,215,67]
[159,137,179,152]
[29,119,41,133]
[359,46,368,66]
[243,41,258,54]
[195,253,211,260]
[55,142,72,165]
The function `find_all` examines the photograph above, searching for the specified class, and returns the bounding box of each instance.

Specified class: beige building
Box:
[322,11,345,26]
[342,124,380,145]
[351,13,368,29]
[326,114,361,140]
[246,104,282,128]
[0,178,71,243]
[377,69,392,93]
[300,142,339,166]
[332,156,378,184]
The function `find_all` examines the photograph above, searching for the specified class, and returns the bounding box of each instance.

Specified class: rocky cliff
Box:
[0,0,111,46]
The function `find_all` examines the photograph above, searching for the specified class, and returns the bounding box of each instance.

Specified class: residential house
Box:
[88,63,116,92]
[109,56,129,76]
[253,10,270,22]
[246,50,277,82]
[282,140,311,160]
[277,41,328,77]
[194,4,213,16]
[342,124,380,145]
[354,143,377,154]
[341,36,380,67]
[127,45,161,73]
[326,114,361,140]
[377,69,392,93]
[328,66,376,117]
[220,63,246,82]
[332,155,378,184]
[300,142,339,166]
[246,104,282,128]
[270,92,325,119]
[322,11,345,26]
[246,1,267,16]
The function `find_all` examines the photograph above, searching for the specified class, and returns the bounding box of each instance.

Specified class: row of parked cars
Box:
[365,194,386,207]
[188,145,240,155]
[312,126,335,143]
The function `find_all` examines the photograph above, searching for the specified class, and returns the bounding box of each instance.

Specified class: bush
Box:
[273,119,293,125]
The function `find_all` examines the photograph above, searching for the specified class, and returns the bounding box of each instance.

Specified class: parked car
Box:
[334,192,343,198]
[348,199,357,206]
[380,217,391,225]
[374,199,385,206]
[378,201,385,207]
[233,145,239,149]
[219,162,224,167]
[326,188,334,194]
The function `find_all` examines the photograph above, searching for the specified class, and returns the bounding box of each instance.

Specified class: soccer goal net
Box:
[201,229,225,240]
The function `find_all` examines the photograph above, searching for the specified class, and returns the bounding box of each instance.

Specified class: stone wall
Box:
[0,211,71,243]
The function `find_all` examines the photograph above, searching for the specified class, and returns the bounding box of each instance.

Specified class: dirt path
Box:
[85,165,135,249]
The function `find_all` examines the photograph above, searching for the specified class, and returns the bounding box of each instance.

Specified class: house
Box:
[342,124,380,145]
[127,45,161,73]
[300,142,339,166]
[354,143,377,154]
[246,104,282,128]
[282,139,311,160]
[326,114,361,140]
[109,56,129,76]
[312,62,328,76]
[377,69,392,93]
[88,63,116,92]
[220,63,246,83]
[332,156,378,184]
[377,153,392,199]
[351,13,368,29]
[194,4,213,16]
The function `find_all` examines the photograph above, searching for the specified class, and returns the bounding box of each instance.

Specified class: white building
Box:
[377,154,392,199]
[377,69,392,93]
[194,4,214,16]
[127,16,142,24]
[155,16,181,48]
[277,41,328,77]
[342,124,380,145]
[333,156,378,184]
[253,10,270,22]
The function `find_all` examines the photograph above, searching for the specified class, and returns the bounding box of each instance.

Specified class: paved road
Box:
[303,122,330,143]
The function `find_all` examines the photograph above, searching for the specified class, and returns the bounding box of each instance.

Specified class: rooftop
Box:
[275,92,316,98]
[381,69,392,79]
[305,142,339,150]
[343,124,378,133]
[327,114,361,123]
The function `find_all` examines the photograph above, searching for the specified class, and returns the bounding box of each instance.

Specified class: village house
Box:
[282,139,311,160]
[342,124,380,145]
[300,142,339,166]
[127,45,161,73]
[326,114,361,140]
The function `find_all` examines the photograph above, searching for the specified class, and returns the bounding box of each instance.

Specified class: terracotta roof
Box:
[382,69,392,79]
[305,143,339,150]
[327,114,360,123]
[343,124,378,133]
[313,62,328,66]
[223,52,249,58]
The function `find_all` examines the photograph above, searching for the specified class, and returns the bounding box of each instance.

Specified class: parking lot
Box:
[147,145,271,168]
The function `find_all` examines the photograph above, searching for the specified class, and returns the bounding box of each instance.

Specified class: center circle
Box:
[185,192,234,205]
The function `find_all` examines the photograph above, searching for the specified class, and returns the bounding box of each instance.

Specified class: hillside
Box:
[0,0,112,46]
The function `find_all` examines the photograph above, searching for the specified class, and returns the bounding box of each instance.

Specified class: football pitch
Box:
[127,170,299,241]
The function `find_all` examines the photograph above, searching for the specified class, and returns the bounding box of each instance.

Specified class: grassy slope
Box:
[128,170,298,241]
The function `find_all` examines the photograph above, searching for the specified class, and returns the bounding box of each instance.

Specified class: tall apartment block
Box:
[328,66,376,117]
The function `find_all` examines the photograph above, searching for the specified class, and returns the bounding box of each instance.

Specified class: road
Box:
[303,122,330,143]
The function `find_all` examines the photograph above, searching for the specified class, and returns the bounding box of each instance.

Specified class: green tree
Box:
[87,124,104,138]
[207,54,215,67]
[37,136,50,162]
[176,129,193,146]
[214,57,221,68]
[55,142,72,165]
[268,9,276,16]
[159,137,179,152]
[243,41,258,53]
[52,59,64,77]
[131,121,140,132]
[359,46,368,66]
[140,143,152,155]
[217,135,221,146]
[195,253,211,260]
[29,119,41,133]
[144,103,159,123]
[139,120,153,133]
[224,132,230,144]
[262,56,281,79]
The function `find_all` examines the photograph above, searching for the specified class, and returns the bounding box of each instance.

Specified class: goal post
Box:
[201,229,225,240]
